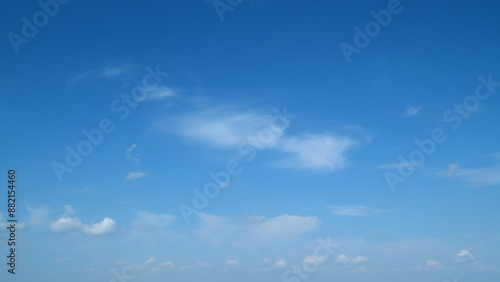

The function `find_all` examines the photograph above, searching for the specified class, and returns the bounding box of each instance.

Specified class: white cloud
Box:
[145,257,157,265]
[276,134,356,170]
[273,259,287,269]
[403,105,422,117]
[303,255,327,265]
[168,106,285,149]
[125,171,149,180]
[329,205,390,216]
[126,144,140,163]
[335,254,367,264]
[138,85,177,101]
[226,259,239,267]
[50,217,83,233]
[82,217,117,235]
[100,64,130,78]
[455,249,475,263]
[132,210,176,232]
[439,164,500,187]
[425,259,441,269]
[196,213,320,245]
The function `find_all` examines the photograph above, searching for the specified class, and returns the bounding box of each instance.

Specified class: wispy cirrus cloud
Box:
[328,205,390,216]
[159,103,362,171]
[163,105,285,149]
[195,213,320,245]
[403,105,423,117]
[132,210,176,232]
[439,164,500,187]
[125,171,149,180]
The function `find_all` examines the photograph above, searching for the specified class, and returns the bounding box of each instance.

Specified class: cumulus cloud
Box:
[125,171,149,180]
[50,217,83,233]
[50,215,116,235]
[82,217,117,235]
[329,205,390,216]
[455,249,475,263]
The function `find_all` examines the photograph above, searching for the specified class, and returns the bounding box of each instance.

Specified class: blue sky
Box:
[1,0,500,281]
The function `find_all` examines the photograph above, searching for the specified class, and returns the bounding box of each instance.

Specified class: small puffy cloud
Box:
[329,205,389,216]
[82,217,117,235]
[145,257,157,265]
[273,259,287,269]
[132,210,176,232]
[49,217,83,233]
[335,254,367,264]
[226,259,239,267]
[426,259,441,269]
[455,249,475,263]
[125,171,148,180]
[277,134,356,171]
[303,255,327,265]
